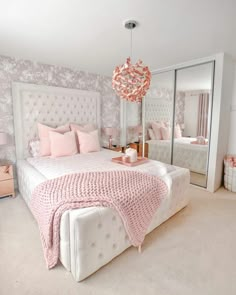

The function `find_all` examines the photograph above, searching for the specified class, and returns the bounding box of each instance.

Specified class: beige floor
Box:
[0,187,236,295]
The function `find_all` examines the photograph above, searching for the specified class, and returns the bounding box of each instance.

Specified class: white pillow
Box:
[28,139,40,157]
[148,129,156,140]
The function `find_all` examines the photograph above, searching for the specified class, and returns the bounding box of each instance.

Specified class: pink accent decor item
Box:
[38,123,70,156]
[112,57,151,103]
[30,170,168,268]
[77,129,100,153]
[191,141,208,145]
[49,131,78,158]
[224,155,236,168]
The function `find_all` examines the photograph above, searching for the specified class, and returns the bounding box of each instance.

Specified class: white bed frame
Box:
[12,82,190,281]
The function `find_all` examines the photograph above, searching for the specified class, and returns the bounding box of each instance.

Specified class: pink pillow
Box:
[77,130,100,154]
[161,126,171,140]
[174,124,182,138]
[49,131,78,158]
[151,122,163,140]
[70,123,95,132]
[148,128,155,140]
[38,123,70,156]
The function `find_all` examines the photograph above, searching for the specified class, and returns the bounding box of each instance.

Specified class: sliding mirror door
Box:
[144,70,175,164]
[173,62,214,187]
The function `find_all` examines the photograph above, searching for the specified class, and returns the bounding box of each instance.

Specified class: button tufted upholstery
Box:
[17,159,190,282]
[12,83,101,159]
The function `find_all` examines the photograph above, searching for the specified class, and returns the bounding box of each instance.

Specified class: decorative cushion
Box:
[161,127,171,140]
[28,139,40,157]
[49,131,78,158]
[151,122,163,140]
[70,123,96,150]
[148,129,156,140]
[174,124,182,138]
[77,130,101,154]
[38,123,70,156]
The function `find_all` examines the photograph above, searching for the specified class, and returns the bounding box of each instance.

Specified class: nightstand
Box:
[0,164,15,198]
[129,142,149,157]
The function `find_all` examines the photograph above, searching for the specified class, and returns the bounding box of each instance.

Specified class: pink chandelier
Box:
[112,20,151,103]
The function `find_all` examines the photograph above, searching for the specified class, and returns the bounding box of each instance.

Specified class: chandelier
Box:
[112,20,151,103]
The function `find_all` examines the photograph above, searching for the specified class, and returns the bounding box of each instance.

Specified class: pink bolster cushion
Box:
[49,131,78,158]
[77,129,101,154]
[38,123,70,156]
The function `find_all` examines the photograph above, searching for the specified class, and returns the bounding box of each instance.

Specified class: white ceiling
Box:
[0,0,235,77]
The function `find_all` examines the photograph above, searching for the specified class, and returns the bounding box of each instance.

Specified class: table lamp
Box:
[104,128,118,149]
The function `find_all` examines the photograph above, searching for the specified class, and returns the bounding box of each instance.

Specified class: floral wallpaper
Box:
[0,55,119,163]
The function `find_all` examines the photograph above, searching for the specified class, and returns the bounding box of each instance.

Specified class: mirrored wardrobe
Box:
[143,62,214,188]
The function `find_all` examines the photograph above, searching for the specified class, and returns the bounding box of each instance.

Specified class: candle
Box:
[125,148,137,163]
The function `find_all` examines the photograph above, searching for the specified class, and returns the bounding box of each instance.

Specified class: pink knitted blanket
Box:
[31,170,168,269]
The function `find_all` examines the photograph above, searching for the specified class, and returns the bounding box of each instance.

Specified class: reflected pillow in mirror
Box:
[151,122,163,140]
[77,129,101,154]
[175,124,182,138]
[148,129,156,140]
[161,127,171,140]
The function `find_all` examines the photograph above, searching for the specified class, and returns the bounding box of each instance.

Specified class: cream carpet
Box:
[0,186,236,295]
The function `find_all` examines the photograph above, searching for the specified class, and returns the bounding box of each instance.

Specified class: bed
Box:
[12,82,190,282]
[147,137,208,174]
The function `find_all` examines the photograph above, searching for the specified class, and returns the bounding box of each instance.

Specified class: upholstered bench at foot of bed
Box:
[66,168,190,282]
[17,160,190,282]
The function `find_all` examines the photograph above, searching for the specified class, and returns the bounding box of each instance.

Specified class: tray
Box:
[112,156,149,167]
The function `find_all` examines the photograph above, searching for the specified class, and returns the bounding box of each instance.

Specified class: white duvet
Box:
[27,149,179,182]
[147,137,208,174]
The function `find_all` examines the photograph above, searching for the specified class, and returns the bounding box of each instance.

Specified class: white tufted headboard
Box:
[145,97,172,126]
[12,82,101,160]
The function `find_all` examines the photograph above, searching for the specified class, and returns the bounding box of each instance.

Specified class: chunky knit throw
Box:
[31,170,168,269]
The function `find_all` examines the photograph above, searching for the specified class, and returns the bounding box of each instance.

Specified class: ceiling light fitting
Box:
[112,20,151,103]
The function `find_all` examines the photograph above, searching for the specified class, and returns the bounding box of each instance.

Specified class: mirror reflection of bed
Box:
[145,62,213,188]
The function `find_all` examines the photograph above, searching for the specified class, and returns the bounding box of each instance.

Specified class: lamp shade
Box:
[0,132,10,145]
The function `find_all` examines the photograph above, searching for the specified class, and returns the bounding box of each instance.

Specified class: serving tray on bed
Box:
[112,156,149,167]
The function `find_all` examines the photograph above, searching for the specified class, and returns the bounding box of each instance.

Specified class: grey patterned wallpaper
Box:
[0,55,119,163]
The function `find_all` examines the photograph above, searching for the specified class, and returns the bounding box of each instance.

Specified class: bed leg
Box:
[138,245,142,253]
